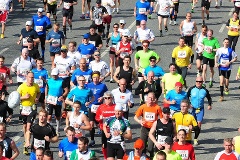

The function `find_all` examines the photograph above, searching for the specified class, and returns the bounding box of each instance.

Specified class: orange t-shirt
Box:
[135,104,163,129]
[123,154,150,160]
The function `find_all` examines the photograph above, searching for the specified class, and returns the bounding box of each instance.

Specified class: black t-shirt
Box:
[30,123,56,151]
[21,28,38,40]
[89,32,102,47]
[0,100,13,124]
[28,48,40,60]
[0,137,13,158]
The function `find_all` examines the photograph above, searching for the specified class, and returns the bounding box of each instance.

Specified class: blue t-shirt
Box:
[59,137,78,160]
[165,89,187,111]
[67,87,93,112]
[135,0,150,21]
[46,30,65,53]
[47,78,64,105]
[71,68,93,85]
[32,68,48,93]
[87,82,108,106]
[30,152,36,160]
[77,43,97,63]
[32,15,51,35]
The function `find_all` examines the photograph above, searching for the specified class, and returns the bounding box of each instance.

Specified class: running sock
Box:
[160,30,162,33]
[106,24,110,37]
[90,128,95,140]
[210,78,212,82]
[69,25,72,30]
[102,148,107,159]
[174,15,177,21]
[220,86,224,96]
[56,120,60,129]
[194,126,200,139]
[63,25,66,37]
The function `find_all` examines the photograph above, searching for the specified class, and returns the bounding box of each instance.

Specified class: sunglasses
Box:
[94,54,100,56]
[120,23,125,25]
[104,97,112,99]
[196,81,203,83]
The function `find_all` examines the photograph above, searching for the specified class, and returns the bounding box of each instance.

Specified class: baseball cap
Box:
[114,104,123,111]
[103,91,113,98]
[61,45,68,52]
[162,107,170,114]
[27,37,34,43]
[83,33,90,39]
[37,8,43,13]
[96,0,101,4]
[119,19,126,24]
[122,31,130,37]
[26,21,33,26]
[134,139,144,149]
[89,24,97,29]
[165,137,173,145]
[51,68,59,76]
[175,82,183,87]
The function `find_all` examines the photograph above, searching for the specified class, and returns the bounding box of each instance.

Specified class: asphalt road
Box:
[1,0,240,159]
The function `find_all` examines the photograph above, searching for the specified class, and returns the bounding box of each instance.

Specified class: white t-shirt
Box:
[134,27,155,46]
[215,47,237,70]
[118,28,132,37]
[101,0,115,15]
[89,60,110,77]
[54,56,75,78]
[157,0,173,15]
[67,50,82,68]
[0,0,12,11]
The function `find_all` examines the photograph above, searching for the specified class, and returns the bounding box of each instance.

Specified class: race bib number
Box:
[178,51,187,58]
[116,103,127,112]
[204,46,212,53]
[95,18,102,25]
[47,95,58,105]
[89,41,96,46]
[64,2,70,9]
[235,2,240,7]
[21,106,32,116]
[177,125,189,133]
[184,29,192,36]
[66,151,72,160]
[34,79,43,88]
[120,52,128,59]
[144,112,155,121]
[59,68,67,77]
[220,59,229,65]
[0,3,6,10]
[20,68,29,76]
[91,104,100,113]
[34,138,45,149]
[157,135,167,145]
[0,117,3,123]
[36,26,43,32]
[52,39,60,47]
[139,8,146,14]
[110,45,116,52]
[176,150,189,160]
[22,38,28,46]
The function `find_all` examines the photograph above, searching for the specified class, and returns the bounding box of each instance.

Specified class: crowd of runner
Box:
[0,0,240,159]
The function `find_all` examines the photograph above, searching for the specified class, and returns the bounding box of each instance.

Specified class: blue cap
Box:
[83,33,90,39]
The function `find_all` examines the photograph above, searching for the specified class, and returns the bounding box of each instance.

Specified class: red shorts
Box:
[0,11,9,23]
[103,15,112,24]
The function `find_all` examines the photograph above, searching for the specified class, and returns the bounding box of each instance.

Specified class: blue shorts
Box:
[191,108,204,122]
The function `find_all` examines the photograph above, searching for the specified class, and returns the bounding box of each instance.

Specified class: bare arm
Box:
[113,67,120,83]
[10,140,20,160]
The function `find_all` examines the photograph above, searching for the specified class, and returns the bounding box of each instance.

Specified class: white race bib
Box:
[64,2,70,9]
[81,55,89,63]
[21,106,32,116]
[95,19,102,25]
[66,151,72,160]
[34,79,43,88]
[116,103,127,112]
[36,26,43,32]
[235,2,240,7]
[89,41,96,46]
[47,95,58,105]
[176,150,189,160]
[83,75,90,83]
[157,135,167,145]
[110,45,116,52]
[20,68,29,76]
[139,8,146,14]
[177,125,189,133]
[91,104,100,113]
[59,68,67,77]
[204,46,213,53]
[0,3,6,10]
[220,59,229,65]
[178,51,187,58]
[22,38,28,46]
[144,112,155,121]
[52,39,60,47]
[0,117,3,123]
[120,52,129,59]
[34,138,45,148]
[184,29,192,36]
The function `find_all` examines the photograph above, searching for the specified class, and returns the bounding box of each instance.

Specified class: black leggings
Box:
[38,35,46,51]
[228,35,239,51]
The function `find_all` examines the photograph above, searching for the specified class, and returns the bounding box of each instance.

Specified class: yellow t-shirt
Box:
[234,136,240,154]
[17,82,40,107]
[47,0,57,5]
[228,18,240,37]
[162,73,184,94]
[172,46,193,67]
[172,112,197,141]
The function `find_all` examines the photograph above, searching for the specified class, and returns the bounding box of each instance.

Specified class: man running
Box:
[0,0,13,39]
[201,0,210,25]
[134,0,150,27]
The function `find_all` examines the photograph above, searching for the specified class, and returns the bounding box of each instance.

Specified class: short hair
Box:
[22,48,29,53]
[73,101,81,106]
[0,122,6,130]
[224,138,233,144]
[36,57,44,62]
[36,147,45,153]
[123,55,131,61]
[39,109,48,117]
[0,55,5,60]
[178,129,187,135]
[233,11,238,15]
[78,136,89,145]
[54,22,60,26]
[223,38,229,41]
[181,99,190,106]
[156,151,166,159]
[66,126,75,133]
[69,41,77,47]
[142,40,150,45]
[169,63,177,68]
[113,23,119,27]
[202,24,208,29]
[179,37,185,42]
[44,150,53,159]
[149,56,156,60]
[208,29,213,34]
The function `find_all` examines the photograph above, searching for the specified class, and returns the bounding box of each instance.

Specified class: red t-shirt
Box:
[0,66,10,90]
[214,150,240,160]
[172,142,195,160]
[0,156,10,160]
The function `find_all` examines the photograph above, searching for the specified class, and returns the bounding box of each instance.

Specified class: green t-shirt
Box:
[135,50,160,73]
[153,150,182,160]
[202,37,220,59]
[70,149,96,160]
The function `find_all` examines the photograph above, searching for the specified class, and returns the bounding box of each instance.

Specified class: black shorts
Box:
[50,51,61,57]
[92,22,103,33]
[184,36,193,47]
[101,131,107,147]
[203,57,214,67]
[235,5,240,14]
[201,0,210,10]
[136,20,140,26]
[39,93,45,103]
[88,108,96,121]
[174,3,179,13]
[157,14,169,18]
[62,8,73,19]
[47,104,62,117]
[86,0,91,2]
[138,72,143,77]
[62,77,71,89]
[107,142,125,159]
[21,110,37,124]
[196,53,203,60]
[47,4,57,15]
[219,69,231,79]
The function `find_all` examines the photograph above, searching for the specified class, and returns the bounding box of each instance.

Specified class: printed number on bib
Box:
[20,68,29,76]
[91,104,100,113]
[110,45,116,52]
[21,106,32,116]
[95,19,102,25]
[235,2,240,7]
[34,138,45,148]
[157,135,167,145]
[83,75,90,83]
[184,29,192,36]
[47,95,58,105]
[66,151,72,160]
[0,117,3,123]
[178,51,187,58]
[34,79,43,88]
[144,112,155,121]
[220,59,229,65]
[22,38,28,46]
[204,46,212,53]
[52,39,60,47]
[58,68,67,77]
[89,41,96,46]
[116,103,127,112]
[139,8,146,14]
[36,26,43,32]
[64,2,70,9]
[0,4,6,10]
[177,125,189,133]
[176,150,189,159]
[120,52,128,59]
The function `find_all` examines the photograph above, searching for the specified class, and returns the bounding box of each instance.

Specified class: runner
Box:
[169,0,179,25]
[0,143,9,160]
[29,147,44,160]
[32,58,48,109]
[88,24,103,50]
[214,138,240,160]
[32,8,52,61]
[0,92,12,123]
[133,20,155,51]
[67,41,82,70]
[154,0,174,37]
[134,0,150,27]
[215,38,237,101]
[80,0,91,19]
[134,92,163,157]
[147,0,155,19]
[112,0,120,13]
[86,71,108,146]
[0,123,19,159]
[201,0,210,25]
[179,12,197,48]
[226,11,240,51]
[45,68,69,134]
[27,38,41,61]
[113,56,136,91]
[46,23,65,66]
[46,0,58,23]
[112,78,134,119]
[58,126,78,160]
[43,150,53,160]
[172,129,196,160]
[202,29,220,88]
[118,19,132,40]
[134,40,160,82]
[0,0,12,39]
[103,104,132,160]
[57,0,78,38]
[172,37,194,88]
[17,21,40,48]
[65,101,91,138]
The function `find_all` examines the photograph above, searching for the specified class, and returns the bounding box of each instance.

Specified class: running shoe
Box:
[202,20,205,25]
[148,14,152,19]
[219,96,224,102]
[160,32,163,37]
[206,14,209,20]
[215,5,219,8]
[169,20,172,25]
[220,0,222,6]
[0,34,4,39]
[209,81,213,88]
[85,13,90,19]
[116,8,119,14]
[194,139,199,146]
[89,140,95,147]
[110,78,115,83]
[224,88,229,95]
[191,9,194,13]
[174,21,177,25]
[23,147,29,155]
[202,83,206,88]
[165,27,168,32]
[80,14,85,19]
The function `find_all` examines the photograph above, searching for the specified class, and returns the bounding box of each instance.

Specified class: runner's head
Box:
[89,24,97,34]
[83,34,90,44]
[77,76,86,87]
[36,58,44,69]
[175,82,183,93]
[73,101,81,112]
[140,20,146,29]
[123,55,131,66]
[177,129,187,142]
[155,151,167,160]
[207,29,213,38]
[142,40,150,51]
[134,138,145,156]
[162,107,170,120]
[223,138,233,153]
[43,150,53,160]
[119,19,126,29]
[37,8,44,17]
[96,0,101,7]
[103,91,114,105]
[201,24,208,35]
[60,45,68,58]
[36,147,44,160]
[25,21,33,30]
[179,37,185,47]
[164,136,173,152]
[65,126,76,143]
[0,56,5,67]
[146,92,156,106]
[38,109,48,124]
[53,22,60,31]
[78,136,89,152]
[119,78,127,91]
[122,31,130,42]
[114,103,123,118]
[92,71,100,83]
[51,68,59,79]
[232,11,238,20]
[80,58,87,70]
[147,71,154,82]
[149,56,156,67]
[27,37,34,48]
[0,123,6,138]
[180,99,190,113]
[185,12,192,21]
[113,23,119,31]
[223,38,229,48]
[93,51,101,62]
[22,48,29,59]
[195,76,203,88]
[169,63,177,74]
[27,71,34,84]
[68,41,77,52]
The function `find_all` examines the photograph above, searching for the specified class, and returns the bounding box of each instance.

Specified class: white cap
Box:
[122,30,130,37]
[51,68,59,76]
[119,19,126,24]
[114,104,123,111]
[38,8,44,12]
[26,21,33,26]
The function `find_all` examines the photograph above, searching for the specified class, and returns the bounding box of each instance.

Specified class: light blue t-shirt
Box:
[166,89,187,111]
[47,78,64,105]
[32,68,48,93]
[46,30,65,53]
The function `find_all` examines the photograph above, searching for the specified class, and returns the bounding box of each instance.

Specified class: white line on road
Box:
[101,20,136,57]
[0,48,9,55]
[219,24,226,33]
